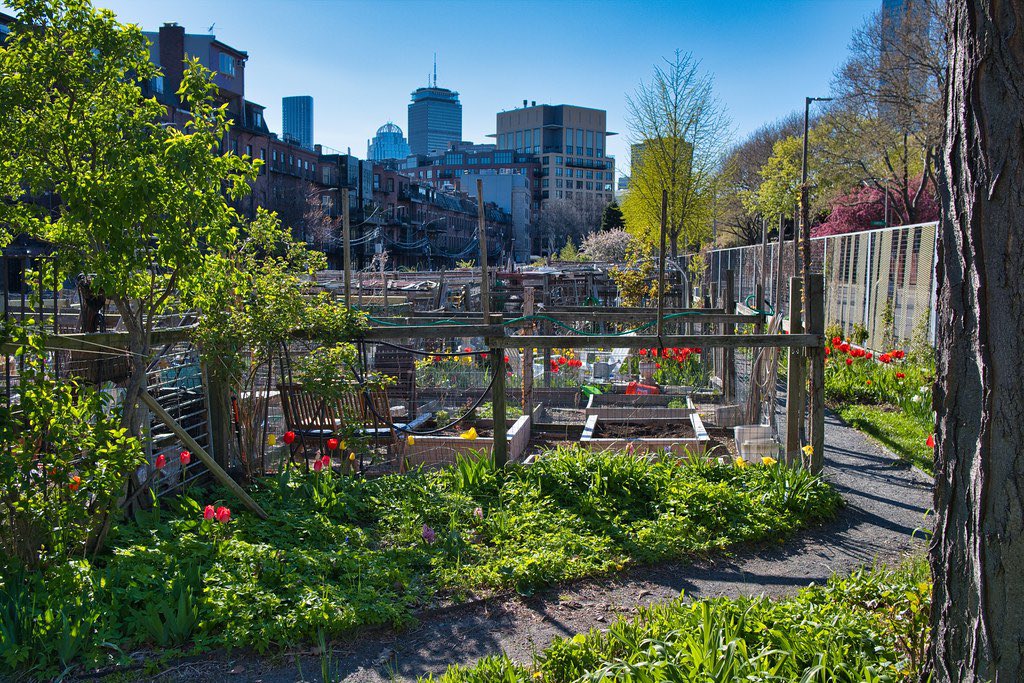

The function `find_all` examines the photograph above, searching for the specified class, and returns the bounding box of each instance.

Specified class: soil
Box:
[704,427,739,458]
[538,407,587,425]
[105,411,933,683]
[593,422,695,439]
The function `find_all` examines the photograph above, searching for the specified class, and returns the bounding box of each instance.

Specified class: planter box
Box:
[403,413,531,469]
[579,406,710,458]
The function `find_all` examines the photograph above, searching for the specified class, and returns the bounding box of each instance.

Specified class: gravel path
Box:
[144,412,933,683]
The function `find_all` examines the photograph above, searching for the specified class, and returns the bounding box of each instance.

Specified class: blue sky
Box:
[7,0,878,175]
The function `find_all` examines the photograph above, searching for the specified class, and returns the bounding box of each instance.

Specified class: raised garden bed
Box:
[580,399,711,457]
[403,413,532,467]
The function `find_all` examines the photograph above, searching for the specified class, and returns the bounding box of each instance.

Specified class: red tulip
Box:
[321,455,331,468]
[893,350,906,360]
[839,343,850,353]
[283,431,296,445]
[866,379,872,385]
[69,475,81,492]
[879,353,892,364]
[694,348,701,354]
[463,346,472,353]
[926,434,935,448]
[832,336,842,346]
[896,372,906,379]
[655,362,661,369]
[639,348,647,356]
[327,438,339,451]
[845,357,853,366]
[155,454,166,469]
[433,355,443,363]
[866,352,873,360]
[557,356,567,365]
[214,506,231,524]
[180,450,191,466]
[481,352,488,359]
[824,347,830,356]
[313,458,323,472]
[203,505,215,520]
[503,355,510,363]
[551,365,559,373]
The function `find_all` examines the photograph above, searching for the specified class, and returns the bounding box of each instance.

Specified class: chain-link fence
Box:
[707,222,938,350]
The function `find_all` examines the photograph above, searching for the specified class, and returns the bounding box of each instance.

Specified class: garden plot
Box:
[403,413,532,468]
[580,397,712,456]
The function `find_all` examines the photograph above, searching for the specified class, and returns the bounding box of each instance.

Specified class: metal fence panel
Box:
[707,222,938,349]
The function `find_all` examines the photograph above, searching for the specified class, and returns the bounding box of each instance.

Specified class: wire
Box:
[743,294,776,316]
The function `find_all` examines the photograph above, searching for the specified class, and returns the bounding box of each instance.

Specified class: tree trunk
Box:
[930,2,1024,681]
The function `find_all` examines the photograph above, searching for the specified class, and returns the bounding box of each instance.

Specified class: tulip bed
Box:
[427,560,931,682]
[0,447,839,677]
[825,336,936,473]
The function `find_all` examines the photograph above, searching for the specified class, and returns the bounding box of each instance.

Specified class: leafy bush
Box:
[0,325,144,569]
[1,448,838,676]
[427,560,932,682]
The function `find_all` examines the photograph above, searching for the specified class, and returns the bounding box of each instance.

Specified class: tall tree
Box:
[829,0,946,225]
[600,200,625,231]
[621,50,731,257]
[717,113,802,245]
[0,0,265,436]
[931,1,1024,680]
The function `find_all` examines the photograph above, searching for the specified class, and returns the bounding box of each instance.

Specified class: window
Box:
[577,169,584,178]
[543,156,549,166]
[254,112,263,127]
[604,184,613,191]
[524,129,532,150]
[218,52,236,76]
[245,144,252,157]
[231,138,238,154]
[323,167,331,184]
[556,179,563,188]
[556,190,563,199]
[150,76,164,94]
[586,170,593,179]
[373,173,380,190]
[498,133,506,149]
[289,155,294,166]
[576,180,583,189]
[556,156,563,165]
[516,131,523,151]
[272,150,278,162]
[565,190,572,199]
[259,148,266,160]
[533,128,540,153]
[386,178,394,192]
[565,128,573,147]
[555,167,563,176]
[576,129,584,149]
[586,181,593,190]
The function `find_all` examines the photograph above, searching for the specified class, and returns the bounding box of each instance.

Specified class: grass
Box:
[426,560,932,682]
[1,447,840,678]
[838,404,934,473]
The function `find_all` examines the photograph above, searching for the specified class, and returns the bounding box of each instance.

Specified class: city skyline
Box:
[2,0,879,175]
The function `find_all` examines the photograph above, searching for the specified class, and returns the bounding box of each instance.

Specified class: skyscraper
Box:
[282,95,314,150]
[407,62,462,156]
[367,122,411,161]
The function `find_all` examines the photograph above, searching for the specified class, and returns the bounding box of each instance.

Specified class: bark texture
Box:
[931,1,1024,681]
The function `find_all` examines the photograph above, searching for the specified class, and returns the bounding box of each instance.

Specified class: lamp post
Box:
[799,96,832,283]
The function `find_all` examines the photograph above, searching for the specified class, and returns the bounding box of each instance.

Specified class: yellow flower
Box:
[533,673,543,680]
[267,433,277,447]
[348,452,356,462]
[734,457,747,468]
[761,456,778,467]
[802,444,814,457]
[406,435,416,446]
[460,427,478,441]
[572,634,586,644]
[340,441,347,450]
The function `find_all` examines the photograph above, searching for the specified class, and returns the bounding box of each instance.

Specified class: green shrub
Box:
[2,447,839,676]
[427,561,932,682]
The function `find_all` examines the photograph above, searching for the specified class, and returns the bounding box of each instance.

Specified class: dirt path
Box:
[147,412,934,683]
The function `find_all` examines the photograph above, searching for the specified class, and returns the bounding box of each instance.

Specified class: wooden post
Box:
[489,313,508,467]
[807,274,825,473]
[140,390,268,519]
[784,277,806,465]
[202,363,233,470]
[522,287,535,418]
[342,188,351,309]
[477,179,490,319]
[754,283,765,335]
[656,189,668,338]
[723,269,736,402]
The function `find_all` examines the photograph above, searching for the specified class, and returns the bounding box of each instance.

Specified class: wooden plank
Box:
[360,324,504,340]
[342,187,352,308]
[785,277,806,465]
[0,326,195,355]
[139,390,268,520]
[723,270,736,402]
[374,312,760,325]
[477,179,490,319]
[807,274,826,474]
[522,287,535,419]
[489,315,508,467]
[486,333,823,350]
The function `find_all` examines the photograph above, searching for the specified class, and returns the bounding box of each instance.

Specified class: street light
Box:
[799,96,833,282]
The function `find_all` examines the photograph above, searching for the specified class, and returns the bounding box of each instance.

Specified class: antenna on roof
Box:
[207,22,216,33]
[433,52,437,87]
